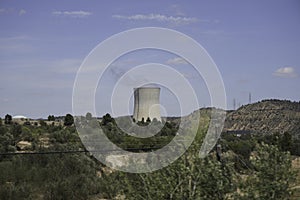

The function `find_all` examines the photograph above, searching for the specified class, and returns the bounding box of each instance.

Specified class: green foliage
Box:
[256,132,300,156]
[64,114,74,126]
[11,124,22,138]
[0,112,298,199]
[49,128,80,146]
[48,115,55,121]
[39,120,47,127]
[280,132,292,152]
[0,125,8,135]
[102,146,236,199]
[21,126,35,142]
[221,135,255,171]
[0,131,15,153]
[101,118,296,199]
[4,114,12,124]
[101,113,114,126]
[236,143,296,199]
[0,154,101,200]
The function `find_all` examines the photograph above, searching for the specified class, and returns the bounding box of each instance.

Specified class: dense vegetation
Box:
[0,111,298,199]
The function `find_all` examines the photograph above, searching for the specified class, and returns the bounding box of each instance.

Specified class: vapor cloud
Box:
[52,10,92,18]
[273,67,298,78]
[112,14,198,25]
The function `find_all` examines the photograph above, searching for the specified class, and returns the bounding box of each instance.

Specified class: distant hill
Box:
[223,99,300,137]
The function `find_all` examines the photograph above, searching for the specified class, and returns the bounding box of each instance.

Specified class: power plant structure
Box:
[133,87,161,122]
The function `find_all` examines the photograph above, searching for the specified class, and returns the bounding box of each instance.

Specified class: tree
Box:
[114,148,236,199]
[4,114,12,124]
[12,124,22,138]
[48,115,55,121]
[279,132,292,152]
[146,117,151,123]
[101,113,114,126]
[86,112,92,121]
[236,143,296,199]
[0,117,2,126]
[64,114,74,126]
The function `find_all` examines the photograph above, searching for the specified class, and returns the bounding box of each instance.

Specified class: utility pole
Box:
[249,92,252,104]
[233,98,236,110]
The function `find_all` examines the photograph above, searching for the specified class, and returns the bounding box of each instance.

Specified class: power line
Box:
[219,138,253,171]
[0,150,87,156]
[0,146,181,156]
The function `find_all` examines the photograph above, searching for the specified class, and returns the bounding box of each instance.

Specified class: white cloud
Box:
[112,13,198,25]
[52,10,92,18]
[166,57,189,65]
[273,67,298,78]
[19,9,26,16]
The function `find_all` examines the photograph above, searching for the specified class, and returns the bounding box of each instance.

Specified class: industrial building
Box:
[133,87,161,122]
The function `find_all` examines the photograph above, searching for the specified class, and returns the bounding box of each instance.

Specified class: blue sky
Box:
[0,0,299,118]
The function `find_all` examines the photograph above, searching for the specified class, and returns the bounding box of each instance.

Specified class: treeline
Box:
[0,113,298,199]
[75,113,179,151]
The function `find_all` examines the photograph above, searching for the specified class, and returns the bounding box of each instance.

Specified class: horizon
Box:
[3,98,299,119]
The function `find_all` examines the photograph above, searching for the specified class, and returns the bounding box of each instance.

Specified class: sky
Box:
[0,0,299,118]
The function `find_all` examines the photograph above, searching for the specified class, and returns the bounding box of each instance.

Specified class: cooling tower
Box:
[133,87,161,122]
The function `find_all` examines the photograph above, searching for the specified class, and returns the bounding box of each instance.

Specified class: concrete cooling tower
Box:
[133,87,161,122]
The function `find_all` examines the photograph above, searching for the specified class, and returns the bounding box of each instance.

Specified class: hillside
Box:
[223,99,300,137]
[0,100,299,199]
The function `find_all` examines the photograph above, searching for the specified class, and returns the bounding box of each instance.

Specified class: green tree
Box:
[64,114,74,126]
[0,117,2,126]
[4,114,12,124]
[101,113,114,126]
[110,143,236,199]
[0,130,14,152]
[237,143,296,199]
[279,132,292,152]
[12,124,22,138]
[48,115,55,121]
